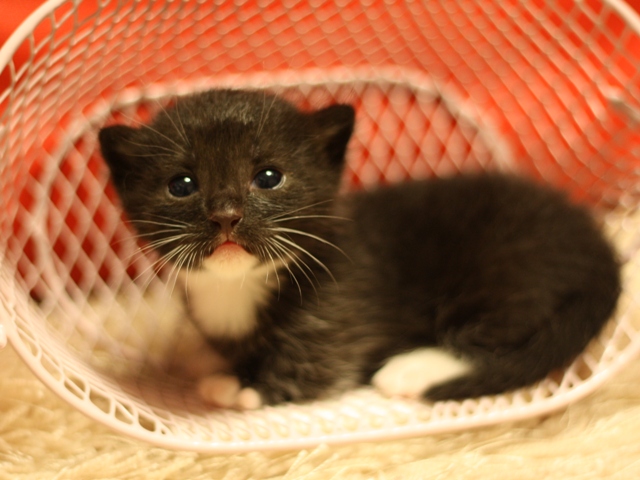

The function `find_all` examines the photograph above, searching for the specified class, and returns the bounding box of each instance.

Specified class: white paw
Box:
[372,348,471,399]
[236,387,263,410]
[197,374,263,410]
[167,342,230,380]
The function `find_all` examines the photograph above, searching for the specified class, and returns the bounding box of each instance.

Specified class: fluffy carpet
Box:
[0,344,639,479]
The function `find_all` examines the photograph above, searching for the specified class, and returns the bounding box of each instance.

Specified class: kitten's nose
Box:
[210,212,242,236]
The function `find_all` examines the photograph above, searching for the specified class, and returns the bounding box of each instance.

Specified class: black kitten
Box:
[99,89,621,408]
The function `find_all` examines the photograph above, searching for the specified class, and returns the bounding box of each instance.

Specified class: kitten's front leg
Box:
[162,329,261,409]
[197,313,359,409]
[197,374,263,410]
[239,315,361,406]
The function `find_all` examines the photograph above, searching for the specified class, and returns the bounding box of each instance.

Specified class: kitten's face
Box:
[99,90,354,276]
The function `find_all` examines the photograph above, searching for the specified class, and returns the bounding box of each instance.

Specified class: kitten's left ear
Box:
[311,104,355,166]
[98,125,140,173]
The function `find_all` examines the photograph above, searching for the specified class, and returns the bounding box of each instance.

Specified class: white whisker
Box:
[267,239,302,301]
[255,92,278,140]
[269,238,319,300]
[266,200,334,222]
[132,241,185,288]
[130,217,191,228]
[178,241,202,298]
[270,226,350,260]
[119,112,186,153]
[123,152,176,158]
[274,234,337,285]
[122,138,183,156]
[271,214,351,223]
[260,243,282,298]
[163,243,193,298]
[133,228,189,238]
[155,98,190,147]
[128,233,196,260]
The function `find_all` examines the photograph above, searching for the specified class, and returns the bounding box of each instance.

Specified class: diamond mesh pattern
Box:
[1,0,640,451]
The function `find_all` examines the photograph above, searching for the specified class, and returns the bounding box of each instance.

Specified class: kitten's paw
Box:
[197,374,262,410]
[372,348,471,400]
[197,374,241,408]
[236,387,263,410]
[164,328,230,380]
[175,346,230,380]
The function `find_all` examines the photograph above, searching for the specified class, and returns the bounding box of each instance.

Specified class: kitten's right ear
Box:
[98,125,140,175]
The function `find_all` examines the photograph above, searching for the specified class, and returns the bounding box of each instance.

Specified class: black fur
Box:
[99,89,621,404]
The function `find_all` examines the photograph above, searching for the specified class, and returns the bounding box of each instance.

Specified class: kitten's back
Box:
[340,173,621,400]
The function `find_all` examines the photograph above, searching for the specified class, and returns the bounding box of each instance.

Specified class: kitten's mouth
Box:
[201,240,258,276]
[214,241,247,254]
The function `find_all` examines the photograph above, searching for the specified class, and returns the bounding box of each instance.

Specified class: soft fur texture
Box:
[98,89,621,407]
[1,344,639,479]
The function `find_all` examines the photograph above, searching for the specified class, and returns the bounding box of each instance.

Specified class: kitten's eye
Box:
[253,168,284,190]
[168,175,198,197]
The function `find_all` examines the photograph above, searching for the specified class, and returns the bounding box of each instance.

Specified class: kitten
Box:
[99,89,621,409]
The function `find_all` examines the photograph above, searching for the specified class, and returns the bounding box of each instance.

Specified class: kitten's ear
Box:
[311,104,355,165]
[98,125,140,176]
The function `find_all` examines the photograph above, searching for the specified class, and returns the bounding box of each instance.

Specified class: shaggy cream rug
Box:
[0,344,639,479]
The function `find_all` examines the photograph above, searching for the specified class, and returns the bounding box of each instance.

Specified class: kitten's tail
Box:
[424,287,620,402]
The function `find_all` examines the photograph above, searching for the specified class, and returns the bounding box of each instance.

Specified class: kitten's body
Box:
[99,89,621,407]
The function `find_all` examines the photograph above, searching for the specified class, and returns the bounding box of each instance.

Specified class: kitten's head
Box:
[99,89,355,276]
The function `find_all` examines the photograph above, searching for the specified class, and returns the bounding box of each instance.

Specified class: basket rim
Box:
[6,310,640,453]
[610,0,640,33]
[0,0,69,75]
[2,0,640,454]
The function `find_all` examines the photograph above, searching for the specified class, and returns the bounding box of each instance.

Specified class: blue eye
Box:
[253,168,284,189]
[168,175,198,197]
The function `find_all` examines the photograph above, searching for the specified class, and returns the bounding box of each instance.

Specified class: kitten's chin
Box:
[200,242,259,278]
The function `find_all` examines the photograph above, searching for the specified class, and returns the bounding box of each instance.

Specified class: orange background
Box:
[3,0,640,47]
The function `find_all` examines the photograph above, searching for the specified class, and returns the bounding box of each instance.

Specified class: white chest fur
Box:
[180,247,278,339]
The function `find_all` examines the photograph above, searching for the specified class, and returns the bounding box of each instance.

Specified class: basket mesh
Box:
[1,0,640,451]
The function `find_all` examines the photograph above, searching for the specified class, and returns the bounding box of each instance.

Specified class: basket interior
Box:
[2,0,640,451]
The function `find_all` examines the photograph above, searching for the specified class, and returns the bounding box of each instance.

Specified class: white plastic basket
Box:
[2,0,640,453]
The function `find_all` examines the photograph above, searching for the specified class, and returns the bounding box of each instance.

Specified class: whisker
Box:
[174,101,191,147]
[120,152,176,158]
[254,91,268,142]
[255,92,278,140]
[162,243,193,298]
[271,214,352,223]
[155,98,190,147]
[266,239,302,302]
[131,232,199,289]
[131,228,190,239]
[131,255,161,287]
[269,238,319,300]
[131,243,183,288]
[274,234,338,286]
[165,246,185,290]
[118,112,186,153]
[129,233,196,258]
[121,138,183,156]
[176,242,202,296]
[254,244,270,285]
[130,217,191,228]
[259,243,282,298]
[185,242,206,297]
[266,200,334,222]
[181,248,193,298]
[269,237,318,282]
[269,227,351,260]
[261,247,270,284]
[164,253,185,298]
[143,233,194,245]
